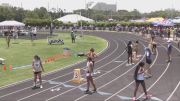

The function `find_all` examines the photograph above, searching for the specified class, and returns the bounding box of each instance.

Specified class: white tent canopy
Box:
[57,14,94,23]
[172,19,180,23]
[0,20,25,27]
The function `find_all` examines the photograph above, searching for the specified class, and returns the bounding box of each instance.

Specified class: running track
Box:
[0,31,180,101]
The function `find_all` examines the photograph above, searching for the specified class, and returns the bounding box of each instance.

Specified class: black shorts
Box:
[153,44,156,48]
[34,71,41,74]
[135,80,144,83]
[146,58,152,64]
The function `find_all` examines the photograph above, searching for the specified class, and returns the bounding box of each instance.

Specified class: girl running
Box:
[85,57,97,94]
[133,62,150,101]
[32,55,44,88]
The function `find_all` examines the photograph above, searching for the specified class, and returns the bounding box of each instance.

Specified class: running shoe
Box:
[145,94,152,99]
[92,89,97,93]
[84,90,89,94]
[40,85,43,89]
[132,97,136,101]
[33,82,36,87]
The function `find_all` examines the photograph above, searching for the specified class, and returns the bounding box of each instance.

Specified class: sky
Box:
[0,0,180,13]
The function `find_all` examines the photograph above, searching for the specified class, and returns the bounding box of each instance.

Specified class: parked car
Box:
[18,30,29,36]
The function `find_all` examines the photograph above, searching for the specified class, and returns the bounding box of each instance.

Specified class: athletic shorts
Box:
[34,71,42,74]
[86,73,93,77]
[153,44,156,48]
[146,58,152,64]
[135,80,144,83]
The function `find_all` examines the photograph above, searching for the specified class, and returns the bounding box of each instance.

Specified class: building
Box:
[87,2,116,12]
[1,3,11,7]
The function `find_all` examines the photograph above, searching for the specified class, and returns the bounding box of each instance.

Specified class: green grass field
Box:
[0,33,107,87]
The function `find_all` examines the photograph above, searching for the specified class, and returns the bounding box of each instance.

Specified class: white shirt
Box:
[33,60,42,72]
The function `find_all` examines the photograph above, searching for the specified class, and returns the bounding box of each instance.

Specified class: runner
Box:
[133,40,139,59]
[32,55,44,88]
[86,48,98,70]
[126,41,133,65]
[145,46,153,77]
[133,62,150,101]
[151,35,157,55]
[166,40,173,63]
[84,57,97,94]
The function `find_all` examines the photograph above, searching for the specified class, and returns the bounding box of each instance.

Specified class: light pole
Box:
[80,12,83,37]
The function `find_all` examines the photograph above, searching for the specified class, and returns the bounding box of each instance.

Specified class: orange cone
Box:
[3,65,6,71]
[9,65,13,71]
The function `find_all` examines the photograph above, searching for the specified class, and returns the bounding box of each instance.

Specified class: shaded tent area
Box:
[0,20,26,36]
[172,17,180,24]
[56,14,94,23]
[152,19,175,27]
[146,17,164,23]
[130,18,147,23]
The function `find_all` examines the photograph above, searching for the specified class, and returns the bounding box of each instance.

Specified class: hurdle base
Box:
[72,78,85,84]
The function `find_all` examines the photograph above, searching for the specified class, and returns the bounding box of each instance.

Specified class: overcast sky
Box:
[0,0,179,13]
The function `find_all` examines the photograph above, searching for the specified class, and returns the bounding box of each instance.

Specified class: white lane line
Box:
[104,38,159,101]
[0,38,114,98]
[17,40,127,101]
[0,34,110,91]
[114,61,124,63]
[46,41,146,101]
[166,81,180,101]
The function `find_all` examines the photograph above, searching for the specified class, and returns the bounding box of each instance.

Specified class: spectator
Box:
[71,31,76,43]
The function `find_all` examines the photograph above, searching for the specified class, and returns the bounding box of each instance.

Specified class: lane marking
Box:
[114,61,124,63]
[51,87,61,92]
[166,81,180,101]
[98,91,112,96]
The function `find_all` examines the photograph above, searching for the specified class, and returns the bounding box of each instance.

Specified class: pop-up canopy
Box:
[0,20,25,27]
[57,14,94,23]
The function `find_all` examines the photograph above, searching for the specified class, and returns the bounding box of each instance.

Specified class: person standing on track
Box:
[167,40,173,63]
[126,41,133,66]
[86,48,97,72]
[32,55,44,88]
[133,62,150,101]
[145,46,152,77]
[133,40,139,59]
[85,57,97,94]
